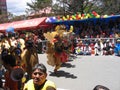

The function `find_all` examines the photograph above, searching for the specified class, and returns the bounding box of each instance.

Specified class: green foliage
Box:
[52,0,120,16]
[26,0,52,14]
[52,0,100,15]
[98,0,120,15]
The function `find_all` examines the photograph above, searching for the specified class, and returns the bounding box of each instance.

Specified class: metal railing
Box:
[38,38,120,55]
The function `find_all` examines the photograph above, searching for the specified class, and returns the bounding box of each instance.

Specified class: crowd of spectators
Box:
[75,38,119,56]
[74,18,120,39]
[73,18,120,56]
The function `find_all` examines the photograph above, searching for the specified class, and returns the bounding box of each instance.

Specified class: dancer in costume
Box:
[44,25,74,73]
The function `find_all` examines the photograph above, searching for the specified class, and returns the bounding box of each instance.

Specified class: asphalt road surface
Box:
[38,54,120,90]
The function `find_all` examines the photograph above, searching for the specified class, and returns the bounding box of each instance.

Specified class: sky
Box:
[7,0,56,16]
[7,0,35,15]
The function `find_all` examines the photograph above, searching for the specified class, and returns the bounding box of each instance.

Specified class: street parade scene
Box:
[0,0,120,90]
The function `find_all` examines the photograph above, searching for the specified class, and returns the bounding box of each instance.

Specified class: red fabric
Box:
[54,52,68,63]
[90,43,95,50]
[4,71,18,90]
[60,52,68,63]
[71,44,74,52]
[54,52,61,57]
[0,17,51,32]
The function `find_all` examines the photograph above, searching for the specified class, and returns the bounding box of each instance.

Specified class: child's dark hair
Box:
[93,85,110,90]
[1,54,16,67]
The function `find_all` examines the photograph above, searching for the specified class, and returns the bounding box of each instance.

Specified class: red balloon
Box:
[57,16,60,20]
[92,11,97,16]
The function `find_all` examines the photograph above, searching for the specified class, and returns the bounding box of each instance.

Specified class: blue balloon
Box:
[50,17,57,23]
[6,27,14,33]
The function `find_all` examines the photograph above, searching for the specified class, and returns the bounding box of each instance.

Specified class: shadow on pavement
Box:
[49,70,77,79]
[67,59,74,62]
[61,63,75,68]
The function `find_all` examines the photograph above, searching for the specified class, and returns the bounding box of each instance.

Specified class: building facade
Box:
[0,0,7,15]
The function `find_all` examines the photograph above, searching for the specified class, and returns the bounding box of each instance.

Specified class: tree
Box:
[52,0,120,16]
[52,0,102,15]
[0,14,8,23]
[97,0,120,15]
[26,0,52,16]
[52,2,65,15]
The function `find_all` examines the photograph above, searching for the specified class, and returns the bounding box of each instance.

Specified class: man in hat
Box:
[103,39,114,55]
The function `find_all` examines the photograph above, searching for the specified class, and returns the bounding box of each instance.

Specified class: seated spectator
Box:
[114,39,120,56]
[93,85,110,90]
[94,39,104,56]
[83,44,91,55]
[75,46,84,55]
[90,43,95,55]
[77,40,83,47]
[75,41,84,55]
[103,39,114,55]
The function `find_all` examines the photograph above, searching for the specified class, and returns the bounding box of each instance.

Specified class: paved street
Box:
[38,54,120,90]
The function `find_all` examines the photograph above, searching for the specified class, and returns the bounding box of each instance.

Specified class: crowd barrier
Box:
[78,38,117,44]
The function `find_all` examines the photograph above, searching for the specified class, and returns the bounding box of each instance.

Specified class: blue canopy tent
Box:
[46,15,120,25]
[45,15,120,35]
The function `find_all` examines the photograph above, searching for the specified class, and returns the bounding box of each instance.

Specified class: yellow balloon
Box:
[87,13,90,17]
[103,15,108,18]
[85,15,88,19]
[66,15,70,19]
[96,15,100,18]
[62,16,67,20]
[81,17,84,19]
[78,14,81,17]
[72,15,76,20]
